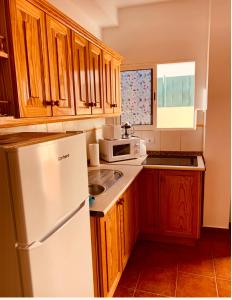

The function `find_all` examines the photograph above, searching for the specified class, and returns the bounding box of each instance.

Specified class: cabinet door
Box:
[118,182,137,270]
[159,170,201,238]
[102,51,113,114]
[89,43,104,114]
[100,204,121,297]
[11,0,51,117]
[46,16,75,116]
[112,58,121,114]
[139,169,159,234]
[132,177,140,241]
[72,32,91,115]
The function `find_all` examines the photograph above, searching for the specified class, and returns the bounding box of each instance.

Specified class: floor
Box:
[114,229,231,297]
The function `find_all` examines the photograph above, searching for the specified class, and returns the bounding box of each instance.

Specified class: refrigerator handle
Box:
[16,200,86,250]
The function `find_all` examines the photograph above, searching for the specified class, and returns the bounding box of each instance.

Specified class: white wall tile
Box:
[133,130,143,139]
[142,131,160,151]
[196,110,205,125]
[95,128,103,142]
[86,131,97,159]
[46,122,64,132]
[0,124,47,134]
[180,127,203,151]
[160,131,181,151]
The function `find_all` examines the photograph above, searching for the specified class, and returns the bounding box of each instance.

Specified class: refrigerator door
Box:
[7,133,89,244]
[18,200,94,297]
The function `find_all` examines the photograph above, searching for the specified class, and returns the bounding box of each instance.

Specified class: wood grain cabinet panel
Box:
[159,170,201,239]
[99,204,121,297]
[46,16,75,116]
[89,43,104,114]
[102,51,113,114]
[112,58,121,114]
[139,169,159,234]
[72,32,91,115]
[11,0,51,117]
[118,189,134,269]
[1,0,122,120]
[90,176,139,297]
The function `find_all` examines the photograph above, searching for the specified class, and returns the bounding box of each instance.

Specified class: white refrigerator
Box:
[0,132,94,297]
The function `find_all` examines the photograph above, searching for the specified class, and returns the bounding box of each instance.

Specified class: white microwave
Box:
[99,138,141,162]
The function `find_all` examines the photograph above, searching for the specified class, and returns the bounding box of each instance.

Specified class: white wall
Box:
[203,0,231,228]
[103,0,210,110]
[103,0,209,152]
[47,0,102,38]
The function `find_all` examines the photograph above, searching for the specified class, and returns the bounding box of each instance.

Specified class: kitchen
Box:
[0,0,230,298]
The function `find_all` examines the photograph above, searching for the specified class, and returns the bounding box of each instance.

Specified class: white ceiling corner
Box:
[49,0,173,32]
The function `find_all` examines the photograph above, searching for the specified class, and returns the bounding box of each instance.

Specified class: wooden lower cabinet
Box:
[90,177,138,297]
[159,170,202,239]
[139,169,159,235]
[139,168,203,244]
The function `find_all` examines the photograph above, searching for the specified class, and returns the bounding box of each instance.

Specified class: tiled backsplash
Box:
[0,118,105,158]
[106,110,205,152]
[134,127,203,151]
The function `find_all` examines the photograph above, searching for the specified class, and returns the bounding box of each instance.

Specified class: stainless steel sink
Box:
[88,184,106,196]
[88,169,123,196]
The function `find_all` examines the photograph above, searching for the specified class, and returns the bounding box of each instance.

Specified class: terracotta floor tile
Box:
[144,247,178,269]
[217,278,231,297]
[118,266,140,289]
[176,272,217,297]
[113,286,134,297]
[213,240,231,258]
[178,250,215,276]
[134,289,165,297]
[137,267,177,297]
[214,256,231,280]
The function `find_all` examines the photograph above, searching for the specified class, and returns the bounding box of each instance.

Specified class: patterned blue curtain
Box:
[121,69,152,125]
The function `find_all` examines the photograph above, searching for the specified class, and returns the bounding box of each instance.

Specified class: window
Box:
[121,69,152,125]
[157,62,195,129]
[120,62,196,129]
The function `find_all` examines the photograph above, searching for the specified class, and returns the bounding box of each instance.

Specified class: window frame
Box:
[121,61,197,131]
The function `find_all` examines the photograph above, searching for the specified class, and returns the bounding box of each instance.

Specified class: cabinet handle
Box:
[117,198,124,205]
[44,100,59,107]
[110,104,117,108]
[51,100,59,107]
[87,102,96,107]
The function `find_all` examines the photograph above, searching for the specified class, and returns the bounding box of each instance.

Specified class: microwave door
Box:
[113,143,131,157]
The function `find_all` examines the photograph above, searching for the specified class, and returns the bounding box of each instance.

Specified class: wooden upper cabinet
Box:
[11,0,51,117]
[112,58,121,114]
[89,43,104,114]
[102,51,113,114]
[72,32,91,115]
[159,170,201,239]
[46,16,75,116]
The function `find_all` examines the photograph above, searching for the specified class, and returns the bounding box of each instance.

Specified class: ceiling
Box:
[69,0,173,28]
[114,0,171,8]
[48,0,173,37]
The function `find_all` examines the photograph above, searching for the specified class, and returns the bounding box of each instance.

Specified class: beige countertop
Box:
[102,155,205,171]
[90,155,205,217]
[89,164,143,217]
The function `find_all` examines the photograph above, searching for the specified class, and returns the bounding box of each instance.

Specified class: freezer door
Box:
[7,133,89,244]
[18,200,94,297]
